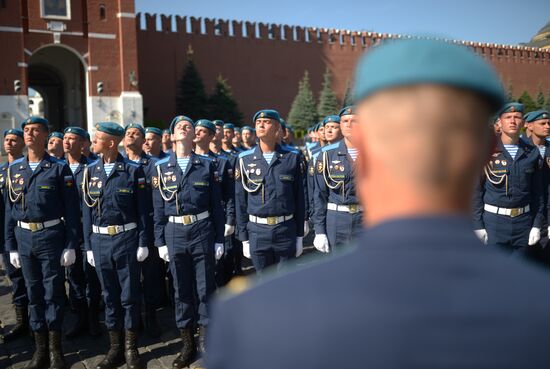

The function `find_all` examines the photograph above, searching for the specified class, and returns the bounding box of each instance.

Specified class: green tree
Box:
[341,81,353,108]
[536,84,545,109]
[175,57,208,120]
[506,81,514,102]
[207,75,243,124]
[545,90,550,111]
[317,68,339,117]
[517,91,538,113]
[287,70,318,131]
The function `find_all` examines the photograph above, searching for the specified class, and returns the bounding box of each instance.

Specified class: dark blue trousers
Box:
[91,229,141,330]
[2,251,29,307]
[140,245,166,308]
[326,210,363,251]
[15,223,65,331]
[165,218,215,329]
[248,219,296,273]
[483,212,532,255]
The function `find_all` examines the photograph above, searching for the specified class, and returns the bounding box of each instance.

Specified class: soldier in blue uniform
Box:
[235,109,306,272]
[221,123,242,155]
[322,115,343,144]
[306,122,326,227]
[473,103,544,254]
[193,119,237,285]
[47,131,65,160]
[312,107,361,252]
[210,120,225,155]
[123,123,166,337]
[0,128,29,343]
[152,115,225,367]
[5,116,80,369]
[241,126,256,150]
[161,129,173,154]
[144,126,169,159]
[62,127,102,339]
[232,127,245,151]
[208,38,550,369]
[82,122,149,369]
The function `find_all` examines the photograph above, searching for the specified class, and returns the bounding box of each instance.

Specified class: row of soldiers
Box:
[0,107,359,369]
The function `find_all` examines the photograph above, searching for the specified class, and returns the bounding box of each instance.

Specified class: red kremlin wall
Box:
[136,14,550,126]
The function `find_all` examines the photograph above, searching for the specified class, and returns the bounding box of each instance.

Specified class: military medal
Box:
[172,175,176,181]
[97,181,102,189]
[502,160,507,166]
[256,168,261,175]
[495,160,500,165]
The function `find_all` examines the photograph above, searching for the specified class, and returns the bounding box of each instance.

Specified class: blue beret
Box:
[64,126,87,139]
[48,131,64,140]
[145,127,163,136]
[162,129,170,135]
[223,123,235,130]
[314,122,322,131]
[213,120,224,127]
[234,127,241,133]
[253,109,281,123]
[323,115,341,126]
[280,119,287,130]
[125,123,145,136]
[84,131,91,140]
[242,125,254,133]
[339,106,356,117]
[497,102,524,117]
[169,115,194,134]
[4,128,23,138]
[352,38,505,109]
[524,110,550,123]
[21,116,49,130]
[95,122,125,137]
[195,119,216,133]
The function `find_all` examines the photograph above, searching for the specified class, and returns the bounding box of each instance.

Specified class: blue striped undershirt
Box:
[538,146,547,158]
[69,163,79,174]
[347,148,358,161]
[503,144,518,160]
[29,162,40,172]
[177,157,190,173]
[263,152,275,164]
[104,163,115,176]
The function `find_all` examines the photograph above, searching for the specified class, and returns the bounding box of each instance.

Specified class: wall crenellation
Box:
[136,13,550,62]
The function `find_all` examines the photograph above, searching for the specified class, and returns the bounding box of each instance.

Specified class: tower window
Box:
[99,5,106,20]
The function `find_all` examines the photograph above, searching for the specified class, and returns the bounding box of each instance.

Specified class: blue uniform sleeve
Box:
[531,160,544,229]
[235,158,249,241]
[472,175,486,230]
[293,154,306,238]
[222,159,236,226]
[82,190,93,251]
[152,169,167,247]
[134,166,150,248]
[59,164,81,250]
[312,156,329,235]
[209,161,225,244]
[4,195,17,252]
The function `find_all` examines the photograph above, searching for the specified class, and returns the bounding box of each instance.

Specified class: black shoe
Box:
[172,328,196,369]
[65,300,88,339]
[124,329,142,369]
[49,331,67,369]
[96,330,125,369]
[88,302,102,337]
[24,329,49,369]
[143,307,160,338]
[2,305,29,342]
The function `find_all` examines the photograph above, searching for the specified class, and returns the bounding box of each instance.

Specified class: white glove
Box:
[296,237,303,257]
[158,245,170,262]
[242,240,251,259]
[224,224,235,237]
[313,234,330,253]
[304,221,310,237]
[9,251,21,269]
[215,243,224,260]
[86,250,95,267]
[60,249,76,267]
[528,227,541,246]
[136,246,149,262]
[474,229,488,245]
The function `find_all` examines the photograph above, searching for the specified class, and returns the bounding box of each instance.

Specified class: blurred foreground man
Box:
[207,39,550,369]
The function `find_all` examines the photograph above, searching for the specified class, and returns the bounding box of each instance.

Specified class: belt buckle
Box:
[29,222,43,232]
[348,205,358,214]
[267,216,277,225]
[182,215,192,225]
[107,225,118,236]
[510,208,520,218]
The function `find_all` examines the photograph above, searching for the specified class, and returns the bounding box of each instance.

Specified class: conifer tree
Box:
[175,56,208,120]
[317,69,340,117]
[207,75,243,124]
[341,81,353,108]
[287,71,318,131]
[535,85,545,109]
[517,91,538,113]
